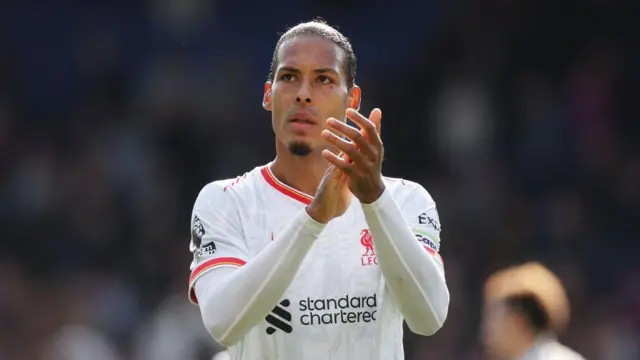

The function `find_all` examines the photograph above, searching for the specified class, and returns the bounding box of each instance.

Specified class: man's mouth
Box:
[289,112,318,125]
[290,118,315,124]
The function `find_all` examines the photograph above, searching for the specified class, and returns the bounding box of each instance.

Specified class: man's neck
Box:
[506,332,538,360]
[270,149,329,197]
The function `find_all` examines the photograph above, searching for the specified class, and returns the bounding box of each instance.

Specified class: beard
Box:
[288,141,313,156]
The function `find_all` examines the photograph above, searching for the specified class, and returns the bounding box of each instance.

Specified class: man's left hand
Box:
[322,108,385,204]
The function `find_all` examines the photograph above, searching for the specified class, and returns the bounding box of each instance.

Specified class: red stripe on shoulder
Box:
[189,257,246,284]
[188,257,247,305]
[423,246,444,265]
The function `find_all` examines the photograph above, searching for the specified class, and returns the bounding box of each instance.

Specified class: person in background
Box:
[481,262,585,360]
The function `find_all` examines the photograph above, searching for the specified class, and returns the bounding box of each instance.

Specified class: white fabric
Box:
[194,208,325,346]
[520,335,586,360]
[212,350,231,360]
[188,163,449,360]
[362,187,449,335]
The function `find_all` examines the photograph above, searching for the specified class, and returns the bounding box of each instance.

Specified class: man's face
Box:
[263,35,360,156]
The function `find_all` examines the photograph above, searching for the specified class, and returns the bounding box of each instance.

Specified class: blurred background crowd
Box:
[0,1,638,359]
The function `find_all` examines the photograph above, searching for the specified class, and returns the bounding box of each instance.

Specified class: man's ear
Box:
[263,81,272,111]
[349,84,362,111]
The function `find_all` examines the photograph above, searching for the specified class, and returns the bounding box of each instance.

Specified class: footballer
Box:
[187,19,450,359]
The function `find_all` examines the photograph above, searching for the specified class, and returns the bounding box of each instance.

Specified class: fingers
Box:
[322,108,384,181]
[346,108,382,147]
[322,129,369,165]
[325,118,374,153]
[322,149,360,176]
[323,152,350,180]
[368,108,382,134]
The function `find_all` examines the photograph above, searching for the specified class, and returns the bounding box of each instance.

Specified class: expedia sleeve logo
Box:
[418,212,441,232]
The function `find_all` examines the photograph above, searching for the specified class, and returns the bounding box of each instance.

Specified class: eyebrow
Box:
[277,67,339,76]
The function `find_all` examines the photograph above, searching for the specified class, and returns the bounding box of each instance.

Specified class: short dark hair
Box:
[267,19,357,88]
[506,294,550,334]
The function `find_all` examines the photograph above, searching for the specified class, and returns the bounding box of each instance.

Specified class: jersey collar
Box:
[260,165,313,205]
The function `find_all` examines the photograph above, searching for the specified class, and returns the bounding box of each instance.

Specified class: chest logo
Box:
[360,229,378,267]
[265,299,293,335]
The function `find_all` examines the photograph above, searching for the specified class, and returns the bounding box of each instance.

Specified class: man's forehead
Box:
[277,36,344,72]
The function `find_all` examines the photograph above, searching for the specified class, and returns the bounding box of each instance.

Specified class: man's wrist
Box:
[360,185,392,212]
[359,183,386,204]
[305,204,330,224]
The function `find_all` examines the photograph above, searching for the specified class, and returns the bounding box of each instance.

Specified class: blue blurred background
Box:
[0,1,638,359]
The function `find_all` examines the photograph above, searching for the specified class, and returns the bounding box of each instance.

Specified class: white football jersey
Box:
[521,336,586,360]
[188,163,444,360]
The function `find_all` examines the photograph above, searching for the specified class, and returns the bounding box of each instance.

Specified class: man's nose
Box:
[296,82,312,104]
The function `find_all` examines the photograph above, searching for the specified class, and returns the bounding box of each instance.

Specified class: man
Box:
[187,19,449,359]
[482,262,585,360]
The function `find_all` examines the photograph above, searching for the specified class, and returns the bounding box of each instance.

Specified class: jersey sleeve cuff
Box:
[360,187,395,213]
[188,257,247,304]
[299,208,328,236]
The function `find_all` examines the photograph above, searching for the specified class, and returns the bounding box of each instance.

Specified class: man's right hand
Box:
[305,154,352,224]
